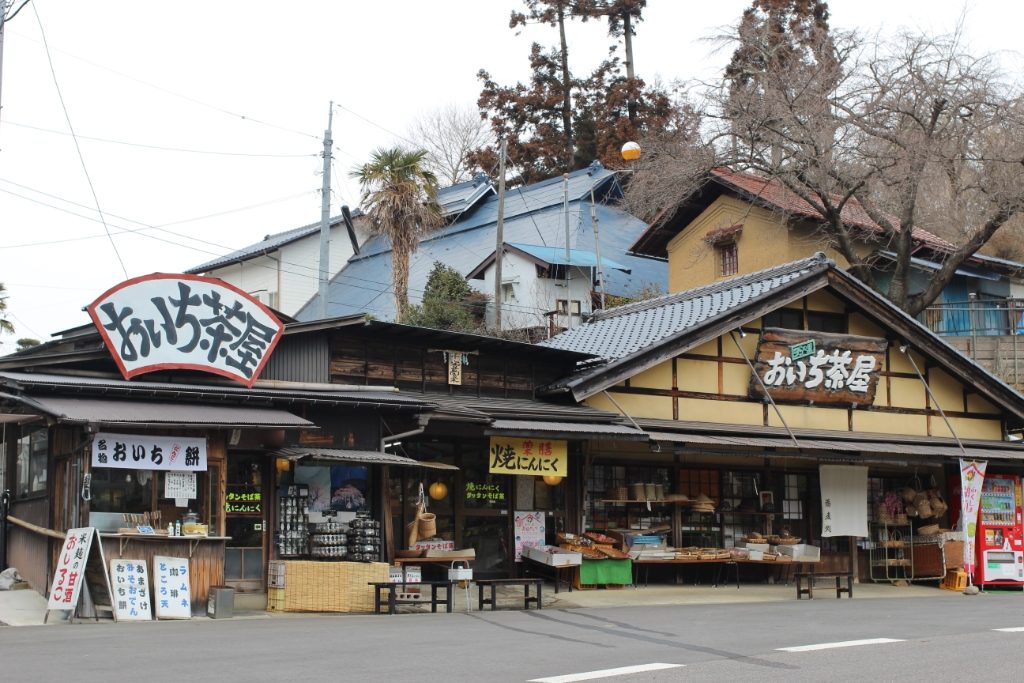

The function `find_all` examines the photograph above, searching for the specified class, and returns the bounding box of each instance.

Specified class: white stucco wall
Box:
[475,252,593,330]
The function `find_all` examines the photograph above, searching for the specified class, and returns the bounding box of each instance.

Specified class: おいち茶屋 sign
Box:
[488,437,567,477]
[87,273,284,387]
[749,328,887,406]
[92,433,207,472]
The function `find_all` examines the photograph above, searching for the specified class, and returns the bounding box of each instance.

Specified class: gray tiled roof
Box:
[436,173,494,218]
[539,254,831,361]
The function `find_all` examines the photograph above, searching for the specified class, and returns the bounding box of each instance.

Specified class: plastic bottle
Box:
[167,523,174,536]
[174,520,181,536]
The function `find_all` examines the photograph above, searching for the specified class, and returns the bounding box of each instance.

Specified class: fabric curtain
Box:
[819,465,869,537]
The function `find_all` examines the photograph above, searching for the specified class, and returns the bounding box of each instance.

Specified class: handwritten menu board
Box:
[47,527,96,610]
[154,556,191,619]
[110,559,152,621]
[514,511,546,562]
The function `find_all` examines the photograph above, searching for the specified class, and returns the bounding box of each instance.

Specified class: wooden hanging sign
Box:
[749,327,887,406]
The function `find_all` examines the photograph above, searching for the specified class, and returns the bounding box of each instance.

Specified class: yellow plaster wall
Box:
[721,329,760,359]
[928,368,965,413]
[722,363,751,396]
[804,290,845,313]
[966,393,998,414]
[678,398,763,425]
[688,339,719,357]
[889,377,925,409]
[593,390,675,420]
[852,410,929,435]
[848,313,886,339]
[677,359,719,393]
[630,363,674,390]
[931,416,1003,440]
[768,405,849,431]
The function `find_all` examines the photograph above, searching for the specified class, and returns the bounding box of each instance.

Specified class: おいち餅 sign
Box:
[92,433,207,472]
[87,273,284,387]
[488,437,567,477]
[749,328,887,406]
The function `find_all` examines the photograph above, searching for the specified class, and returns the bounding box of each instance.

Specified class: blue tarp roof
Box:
[295,164,667,321]
[507,243,631,273]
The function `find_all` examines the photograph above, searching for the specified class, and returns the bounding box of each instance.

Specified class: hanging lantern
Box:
[275,458,291,474]
[542,475,564,487]
[428,481,449,501]
[621,141,641,161]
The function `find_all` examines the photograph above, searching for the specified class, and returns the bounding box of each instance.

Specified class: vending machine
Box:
[976,474,1024,586]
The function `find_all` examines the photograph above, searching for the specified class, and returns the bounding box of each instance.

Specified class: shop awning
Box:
[485,419,648,441]
[0,394,314,429]
[646,431,1024,462]
[273,447,458,469]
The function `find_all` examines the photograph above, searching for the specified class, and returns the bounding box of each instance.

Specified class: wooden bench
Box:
[369,581,455,614]
[476,578,543,611]
[795,571,853,599]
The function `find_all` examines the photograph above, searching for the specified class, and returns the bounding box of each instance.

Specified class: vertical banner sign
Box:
[47,527,96,610]
[154,556,191,619]
[110,560,152,621]
[818,465,869,537]
[87,273,284,387]
[960,459,987,581]
[446,351,464,385]
[514,511,546,562]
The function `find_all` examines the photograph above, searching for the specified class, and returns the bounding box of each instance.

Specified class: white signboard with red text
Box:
[87,273,284,387]
[92,433,207,471]
[47,527,97,611]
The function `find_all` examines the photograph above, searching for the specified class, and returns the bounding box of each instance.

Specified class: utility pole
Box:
[590,186,606,310]
[1,1,13,133]
[492,139,507,331]
[318,102,333,319]
[563,174,572,330]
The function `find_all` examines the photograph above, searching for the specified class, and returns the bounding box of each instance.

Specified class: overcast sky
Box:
[1,0,1020,347]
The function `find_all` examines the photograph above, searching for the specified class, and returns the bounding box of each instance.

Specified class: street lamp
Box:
[621,141,641,162]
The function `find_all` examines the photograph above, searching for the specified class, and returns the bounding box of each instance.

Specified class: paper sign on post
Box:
[165,471,197,499]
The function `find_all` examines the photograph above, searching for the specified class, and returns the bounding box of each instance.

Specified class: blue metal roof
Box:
[296,163,665,321]
[186,211,361,273]
[436,173,494,218]
[506,243,631,273]
[539,254,830,361]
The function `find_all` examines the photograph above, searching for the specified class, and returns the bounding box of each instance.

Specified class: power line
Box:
[32,2,126,278]
[4,120,318,157]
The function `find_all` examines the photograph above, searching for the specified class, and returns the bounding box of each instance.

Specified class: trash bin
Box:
[207,586,234,619]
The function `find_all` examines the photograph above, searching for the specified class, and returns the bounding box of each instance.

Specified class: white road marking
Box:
[528,663,684,682]
[993,627,1024,632]
[777,638,904,652]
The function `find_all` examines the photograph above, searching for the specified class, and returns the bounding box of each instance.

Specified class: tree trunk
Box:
[557,6,574,169]
[623,11,637,125]
[392,247,410,324]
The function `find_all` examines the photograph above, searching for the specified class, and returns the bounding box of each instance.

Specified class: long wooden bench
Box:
[795,571,853,599]
[369,581,454,614]
[476,578,543,611]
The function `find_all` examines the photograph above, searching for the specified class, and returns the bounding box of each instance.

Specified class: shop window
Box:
[807,311,846,333]
[762,308,803,330]
[556,299,581,316]
[717,242,738,277]
[90,468,156,513]
[587,464,672,535]
[15,427,47,497]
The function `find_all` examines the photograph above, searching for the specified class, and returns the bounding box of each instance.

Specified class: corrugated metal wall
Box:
[262,333,329,383]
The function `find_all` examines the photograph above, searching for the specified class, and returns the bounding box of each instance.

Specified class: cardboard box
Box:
[737,542,770,552]
[774,544,820,562]
[523,544,582,567]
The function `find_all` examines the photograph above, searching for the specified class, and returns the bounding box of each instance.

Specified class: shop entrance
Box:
[224,453,267,591]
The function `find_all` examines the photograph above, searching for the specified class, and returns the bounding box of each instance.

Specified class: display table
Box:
[100,533,229,609]
[576,558,632,588]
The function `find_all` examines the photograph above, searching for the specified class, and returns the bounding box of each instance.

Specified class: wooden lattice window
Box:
[718,242,738,277]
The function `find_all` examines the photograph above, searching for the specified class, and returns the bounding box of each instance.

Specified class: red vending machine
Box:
[976,474,1024,586]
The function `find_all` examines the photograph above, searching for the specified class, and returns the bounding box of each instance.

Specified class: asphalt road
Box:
[3,592,1024,682]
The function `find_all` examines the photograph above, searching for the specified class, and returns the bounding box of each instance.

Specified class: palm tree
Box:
[0,283,15,335]
[352,147,443,322]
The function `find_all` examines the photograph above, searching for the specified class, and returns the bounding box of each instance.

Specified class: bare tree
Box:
[407,104,494,186]
[627,19,1024,316]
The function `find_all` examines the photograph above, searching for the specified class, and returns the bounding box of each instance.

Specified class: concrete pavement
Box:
[1,578,967,626]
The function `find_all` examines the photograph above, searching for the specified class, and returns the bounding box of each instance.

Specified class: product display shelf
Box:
[869,520,914,583]
[277,486,310,559]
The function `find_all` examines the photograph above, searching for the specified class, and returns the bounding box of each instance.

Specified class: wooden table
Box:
[369,580,455,614]
[521,556,576,593]
[476,578,543,611]
[632,557,807,587]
